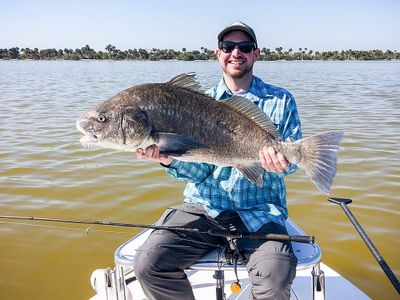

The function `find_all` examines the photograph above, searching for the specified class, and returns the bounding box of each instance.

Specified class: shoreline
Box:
[2,46,399,61]
[1,58,399,62]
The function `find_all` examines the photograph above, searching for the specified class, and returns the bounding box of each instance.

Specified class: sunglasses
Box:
[218,41,256,53]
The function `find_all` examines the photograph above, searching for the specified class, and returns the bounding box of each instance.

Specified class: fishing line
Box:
[0,220,136,236]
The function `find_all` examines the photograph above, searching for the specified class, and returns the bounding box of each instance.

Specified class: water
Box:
[0,60,399,300]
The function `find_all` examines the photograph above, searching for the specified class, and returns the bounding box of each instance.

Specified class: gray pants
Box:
[134,204,297,300]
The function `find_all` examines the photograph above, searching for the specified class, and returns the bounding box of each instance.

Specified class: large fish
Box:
[77,73,343,194]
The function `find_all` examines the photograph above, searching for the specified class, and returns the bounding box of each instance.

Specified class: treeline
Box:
[1,44,399,61]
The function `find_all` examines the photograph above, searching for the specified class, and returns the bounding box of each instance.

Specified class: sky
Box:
[1,0,399,52]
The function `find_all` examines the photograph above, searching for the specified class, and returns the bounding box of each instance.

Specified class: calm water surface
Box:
[0,60,399,300]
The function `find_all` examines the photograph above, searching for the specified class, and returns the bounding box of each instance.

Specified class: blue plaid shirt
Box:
[166,76,302,232]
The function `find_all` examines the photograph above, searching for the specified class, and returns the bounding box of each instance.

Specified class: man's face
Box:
[216,31,260,79]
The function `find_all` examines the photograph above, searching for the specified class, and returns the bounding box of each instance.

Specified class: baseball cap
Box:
[217,21,257,47]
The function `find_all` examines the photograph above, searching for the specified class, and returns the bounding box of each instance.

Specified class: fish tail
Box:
[287,130,344,194]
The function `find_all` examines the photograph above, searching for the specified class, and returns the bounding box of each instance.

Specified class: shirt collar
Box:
[214,76,262,104]
[214,77,231,100]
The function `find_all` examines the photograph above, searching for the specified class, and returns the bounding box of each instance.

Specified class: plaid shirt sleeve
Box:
[165,160,216,183]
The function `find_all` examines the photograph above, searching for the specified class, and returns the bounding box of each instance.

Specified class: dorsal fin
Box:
[221,96,280,139]
[167,72,203,93]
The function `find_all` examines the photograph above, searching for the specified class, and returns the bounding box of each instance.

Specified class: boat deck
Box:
[90,218,370,300]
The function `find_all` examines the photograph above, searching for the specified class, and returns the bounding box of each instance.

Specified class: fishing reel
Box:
[225,238,247,293]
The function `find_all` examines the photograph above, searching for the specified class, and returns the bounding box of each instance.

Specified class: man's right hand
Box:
[136,145,174,167]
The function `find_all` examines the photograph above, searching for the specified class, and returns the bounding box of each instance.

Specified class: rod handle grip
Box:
[266,233,315,244]
[290,235,315,244]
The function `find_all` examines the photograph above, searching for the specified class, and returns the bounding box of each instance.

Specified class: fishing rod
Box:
[328,197,400,294]
[0,215,314,244]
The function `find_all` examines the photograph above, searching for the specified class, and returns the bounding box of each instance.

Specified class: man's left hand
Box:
[259,147,289,173]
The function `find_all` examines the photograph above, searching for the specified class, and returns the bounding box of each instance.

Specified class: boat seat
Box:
[114,218,321,272]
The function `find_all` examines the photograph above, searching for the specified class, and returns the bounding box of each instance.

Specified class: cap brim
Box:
[217,26,256,43]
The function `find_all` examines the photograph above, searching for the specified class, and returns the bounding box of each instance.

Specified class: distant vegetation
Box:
[1,45,399,61]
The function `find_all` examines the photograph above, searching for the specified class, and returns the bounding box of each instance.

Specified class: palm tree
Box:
[308,50,313,60]
[33,48,39,59]
[21,48,32,59]
[9,47,20,59]
[105,44,114,52]
[275,47,283,60]
[347,49,352,60]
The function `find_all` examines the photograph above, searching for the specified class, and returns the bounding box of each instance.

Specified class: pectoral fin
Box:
[155,132,208,156]
[237,163,264,187]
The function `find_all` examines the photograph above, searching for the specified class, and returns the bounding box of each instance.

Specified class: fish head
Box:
[76,97,151,151]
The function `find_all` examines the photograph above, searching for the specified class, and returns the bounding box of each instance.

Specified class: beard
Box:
[224,63,254,79]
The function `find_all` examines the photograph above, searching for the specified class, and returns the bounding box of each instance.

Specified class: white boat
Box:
[89,218,370,300]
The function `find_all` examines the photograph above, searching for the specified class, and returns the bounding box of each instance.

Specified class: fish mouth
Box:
[76,119,98,145]
[79,132,98,144]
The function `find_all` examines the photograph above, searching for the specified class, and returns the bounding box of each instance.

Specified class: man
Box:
[134,21,301,300]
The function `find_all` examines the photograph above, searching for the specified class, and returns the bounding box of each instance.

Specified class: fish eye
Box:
[97,113,107,123]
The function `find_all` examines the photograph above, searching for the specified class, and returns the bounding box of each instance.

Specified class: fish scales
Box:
[135,83,272,165]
